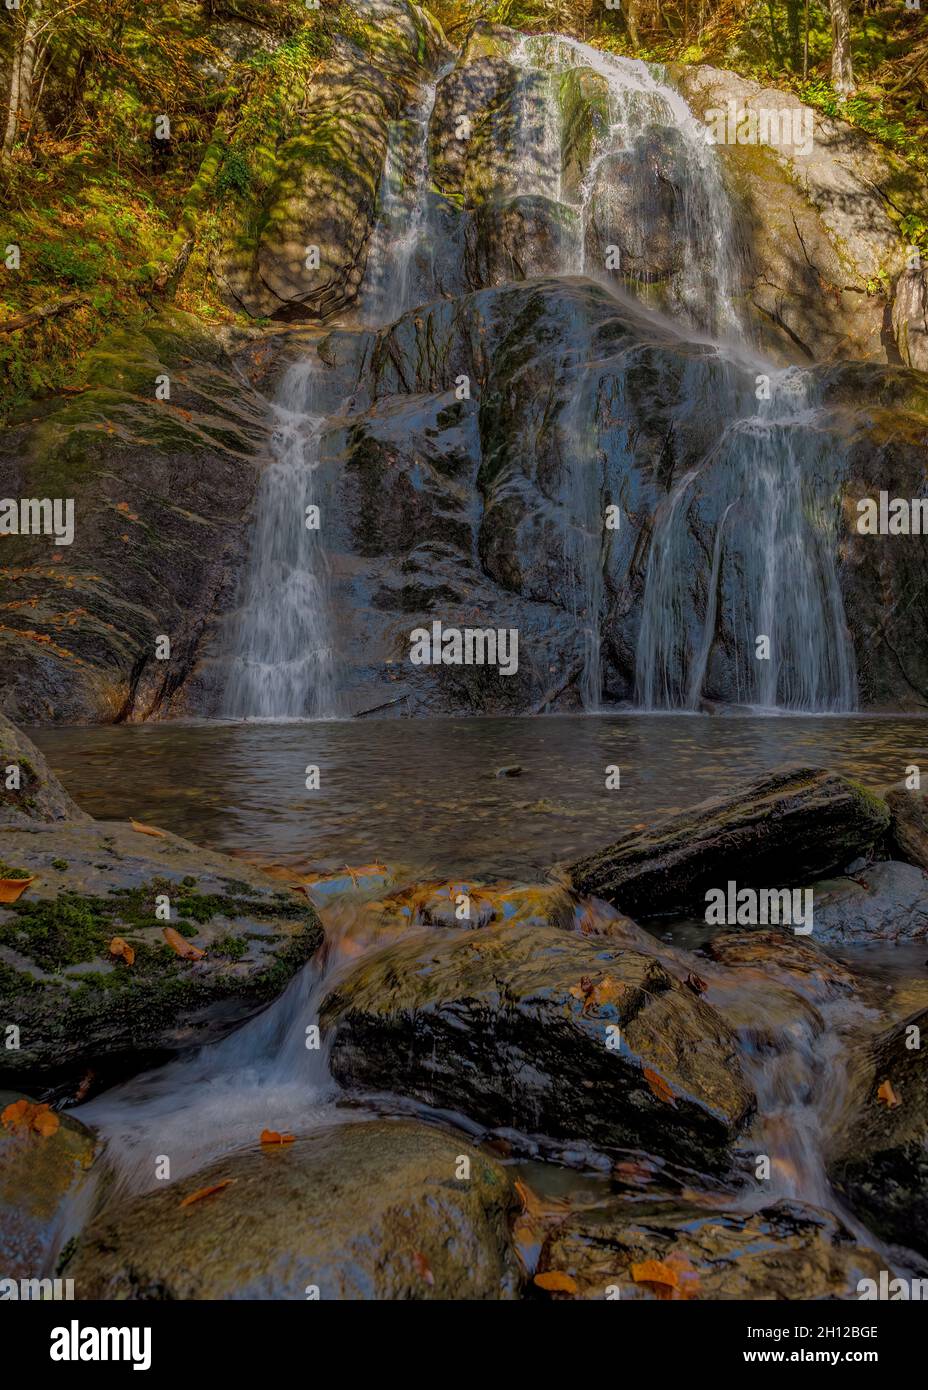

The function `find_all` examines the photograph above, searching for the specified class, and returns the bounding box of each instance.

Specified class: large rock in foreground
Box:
[829,1008,928,1259]
[322,923,754,1172]
[0,713,90,827]
[66,1120,519,1300]
[569,766,890,920]
[0,820,322,1089]
[535,1197,888,1301]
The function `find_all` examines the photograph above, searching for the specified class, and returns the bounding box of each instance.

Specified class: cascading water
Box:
[361,68,450,325]
[223,355,340,720]
[514,34,743,339]
[635,365,857,712]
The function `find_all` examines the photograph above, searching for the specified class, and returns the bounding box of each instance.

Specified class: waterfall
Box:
[222,355,340,719]
[361,68,450,325]
[515,34,743,339]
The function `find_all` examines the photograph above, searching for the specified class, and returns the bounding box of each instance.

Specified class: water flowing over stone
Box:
[635,366,858,711]
[361,68,451,325]
[223,355,341,719]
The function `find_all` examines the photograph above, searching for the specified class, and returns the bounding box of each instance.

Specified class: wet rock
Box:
[584,131,687,284]
[569,765,890,920]
[464,194,578,287]
[811,862,928,944]
[0,1091,100,1281]
[886,784,928,874]
[495,765,523,778]
[535,1197,888,1299]
[0,820,322,1089]
[65,1120,519,1299]
[322,923,755,1171]
[829,1007,928,1258]
[558,65,610,200]
[0,715,89,827]
[0,312,268,724]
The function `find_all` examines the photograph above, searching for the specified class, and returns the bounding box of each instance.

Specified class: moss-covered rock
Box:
[65,1119,520,1299]
[0,820,322,1090]
[322,922,755,1172]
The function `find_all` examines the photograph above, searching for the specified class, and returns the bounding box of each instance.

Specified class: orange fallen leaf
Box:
[130,818,168,837]
[1,1099,60,1138]
[877,1079,901,1108]
[108,936,135,966]
[179,1178,235,1208]
[163,926,205,960]
[533,1270,578,1294]
[642,1067,676,1106]
[412,1250,434,1286]
[632,1259,678,1289]
[260,1129,295,1145]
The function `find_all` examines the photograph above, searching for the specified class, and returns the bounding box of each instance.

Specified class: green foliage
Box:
[216,147,252,198]
[34,240,107,289]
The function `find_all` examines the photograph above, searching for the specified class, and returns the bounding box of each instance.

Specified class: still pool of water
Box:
[32,713,928,881]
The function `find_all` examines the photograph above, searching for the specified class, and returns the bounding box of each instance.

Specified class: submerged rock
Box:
[0,714,90,827]
[811,862,928,944]
[535,1197,888,1300]
[568,765,890,919]
[0,820,322,1089]
[322,922,754,1172]
[65,1120,519,1299]
[829,1007,928,1258]
[0,1091,100,1281]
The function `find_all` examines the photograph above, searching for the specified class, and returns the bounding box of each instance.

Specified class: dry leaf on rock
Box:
[163,926,205,960]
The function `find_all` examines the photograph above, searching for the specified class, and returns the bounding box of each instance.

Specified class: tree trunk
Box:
[829,0,855,95]
[2,0,46,154]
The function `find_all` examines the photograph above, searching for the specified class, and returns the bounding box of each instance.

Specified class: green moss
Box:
[1,895,109,970]
[212,933,248,961]
[50,859,69,872]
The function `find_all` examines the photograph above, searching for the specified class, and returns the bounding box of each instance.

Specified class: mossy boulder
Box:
[0,1090,100,1281]
[322,922,754,1172]
[65,1119,520,1299]
[569,765,890,919]
[0,713,89,827]
[0,820,323,1090]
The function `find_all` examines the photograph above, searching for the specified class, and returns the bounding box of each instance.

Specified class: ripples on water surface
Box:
[33,713,928,880]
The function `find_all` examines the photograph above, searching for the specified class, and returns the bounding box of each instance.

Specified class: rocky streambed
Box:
[2,710,927,1300]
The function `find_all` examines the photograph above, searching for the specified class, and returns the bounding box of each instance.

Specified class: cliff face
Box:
[2,6,927,722]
